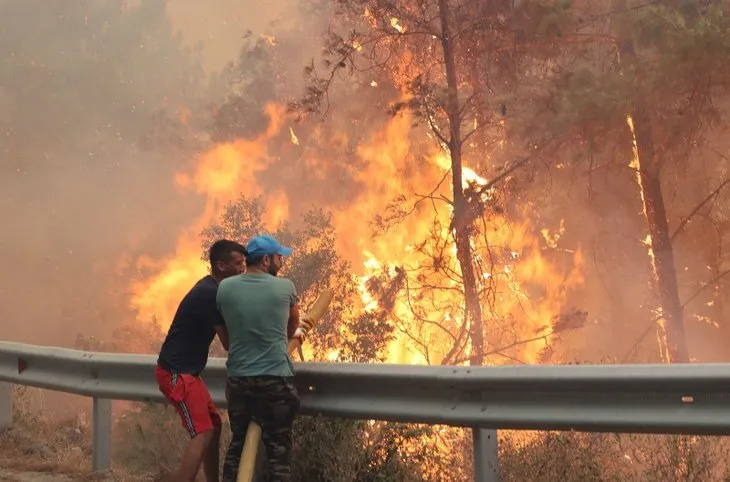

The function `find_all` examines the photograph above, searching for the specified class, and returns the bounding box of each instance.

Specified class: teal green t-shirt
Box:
[216,273,298,378]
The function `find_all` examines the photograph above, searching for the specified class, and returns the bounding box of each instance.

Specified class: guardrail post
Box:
[0,382,11,430]
[472,428,499,482]
[92,397,112,471]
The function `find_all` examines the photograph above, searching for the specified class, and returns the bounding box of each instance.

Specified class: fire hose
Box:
[235,288,335,482]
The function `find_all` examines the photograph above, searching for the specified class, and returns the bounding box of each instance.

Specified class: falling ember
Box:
[289,127,300,145]
[390,17,405,33]
[541,219,565,249]
[261,33,277,46]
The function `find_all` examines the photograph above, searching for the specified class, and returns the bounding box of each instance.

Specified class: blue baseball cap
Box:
[245,234,293,259]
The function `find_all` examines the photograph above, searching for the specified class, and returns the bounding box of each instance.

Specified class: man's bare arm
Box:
[287,304,300,340]
[214,325,230,351]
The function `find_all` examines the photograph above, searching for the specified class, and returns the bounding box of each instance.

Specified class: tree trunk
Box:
[468,61,487,172]
[438,0,485,366]
[616,1,689,363]
[630,111,689,362]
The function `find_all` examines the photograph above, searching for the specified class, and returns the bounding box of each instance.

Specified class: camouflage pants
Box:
[222,376,300,482]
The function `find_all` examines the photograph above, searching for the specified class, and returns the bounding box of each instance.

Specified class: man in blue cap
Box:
[216,234,301,482]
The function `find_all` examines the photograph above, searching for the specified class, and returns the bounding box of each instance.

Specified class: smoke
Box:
[0,0,727,368]
[166,0,298,74]
[0,0,309,345]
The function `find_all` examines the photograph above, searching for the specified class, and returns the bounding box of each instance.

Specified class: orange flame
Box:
[127,104,583,366]
[128,103,287,324]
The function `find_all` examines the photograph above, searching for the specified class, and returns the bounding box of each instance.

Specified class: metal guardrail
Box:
[2,341,730,481]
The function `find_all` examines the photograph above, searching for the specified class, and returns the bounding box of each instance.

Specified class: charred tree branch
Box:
[670,179,730,242]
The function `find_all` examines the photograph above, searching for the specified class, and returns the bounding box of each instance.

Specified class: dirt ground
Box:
[0,469,114,482]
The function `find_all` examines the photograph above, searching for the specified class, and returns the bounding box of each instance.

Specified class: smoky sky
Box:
[0,0,299,344]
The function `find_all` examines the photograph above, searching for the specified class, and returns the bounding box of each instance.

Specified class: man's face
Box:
[264,253,284,276]
[217,251,246,278]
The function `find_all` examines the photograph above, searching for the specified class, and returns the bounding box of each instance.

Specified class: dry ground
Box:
[7,385,730,481]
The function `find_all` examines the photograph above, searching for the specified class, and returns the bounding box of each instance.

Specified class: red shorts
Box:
[155,366,221,438]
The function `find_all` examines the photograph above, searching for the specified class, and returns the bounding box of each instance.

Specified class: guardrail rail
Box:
[2,341,730,481]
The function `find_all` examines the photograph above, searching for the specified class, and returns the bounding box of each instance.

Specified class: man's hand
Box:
[299,316,314,334]
[291,327,306,343]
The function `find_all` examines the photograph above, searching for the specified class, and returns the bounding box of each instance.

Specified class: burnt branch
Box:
[670,178,730,242]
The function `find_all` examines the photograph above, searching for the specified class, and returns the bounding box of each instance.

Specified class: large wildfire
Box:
[8,2,730,481]
[127,94,584,366]
[125,3,588,367]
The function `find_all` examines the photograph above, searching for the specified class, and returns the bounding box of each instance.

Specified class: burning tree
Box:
[293,0,586,366]
[519,0,730,362]
[615,1,730,363]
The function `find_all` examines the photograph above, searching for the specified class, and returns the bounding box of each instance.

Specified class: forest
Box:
[2,0,730,480]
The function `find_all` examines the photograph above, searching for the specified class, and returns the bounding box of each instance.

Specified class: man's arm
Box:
[212,287,230,351]
[287,304,300,340]
[214,324,230,351]
[286,280,300,340]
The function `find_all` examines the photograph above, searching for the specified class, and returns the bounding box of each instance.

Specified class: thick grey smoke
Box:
[0,0,300,345]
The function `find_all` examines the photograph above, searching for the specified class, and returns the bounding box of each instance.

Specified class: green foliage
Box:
[550,66,629,141]
[541,2,730,161]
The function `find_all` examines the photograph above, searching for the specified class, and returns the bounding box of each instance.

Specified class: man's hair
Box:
[245,252,265,266]
[209,239,247,270]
